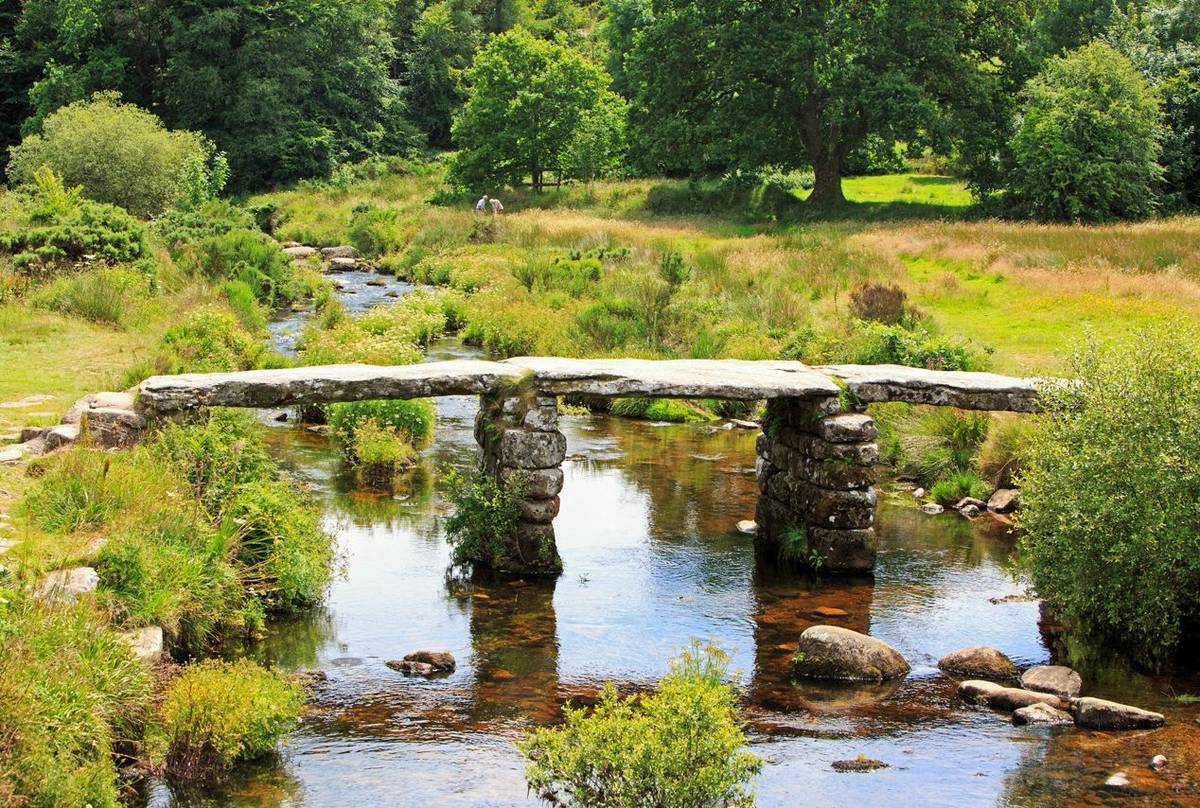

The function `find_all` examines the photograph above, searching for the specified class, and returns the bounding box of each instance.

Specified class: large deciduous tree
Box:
[449,28,626,192]
[627,0,1035,206]
[405,0,481,147]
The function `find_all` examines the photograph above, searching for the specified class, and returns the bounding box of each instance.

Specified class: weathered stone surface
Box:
[938,646,1018,680]
[62,391,136,425]
[43,424,79,451]
[138,360,527,412]
[793,626,910,682]
[775,429,880,464]
[805,457,877,490]
[120,626,163,661]
[521,402,559,431]
[402,650,456,671]
[0,393,54,409]
[498,467,563,499]
[328,257,358,271]
[736,520,758,535]
[1074,697,1165,730]
[498,429,567,469]
[816,413,878,443]
[988,488,1020,513]
[817,364,1048,412]
[387,659,437,676]
[920,503,944,515]
[807,528,877,573]
[1013,702,1074,726]
[519,496,561,523]
[83,407,145,448]
[283,246,317,260]
[505,357,842,400]
[954,497,988,512]
[321,245,358,259]
[984,687,1068,712]
[35,567,99,603]
[958,679,1005,703]
[1020,665,1082,699]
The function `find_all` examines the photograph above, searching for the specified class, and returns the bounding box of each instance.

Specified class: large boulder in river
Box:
[987,488,1020,513]
[793,626,909,682]
[938,646,1018,680]
[1074,697,1164,730]
[958,680,1067,711]
[1013,702,1074,726]
[1020,665,1082,698]
[321,245,358,259]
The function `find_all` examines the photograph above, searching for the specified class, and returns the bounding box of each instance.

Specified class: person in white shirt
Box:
[489,197,504,215]
[475,194,489,214]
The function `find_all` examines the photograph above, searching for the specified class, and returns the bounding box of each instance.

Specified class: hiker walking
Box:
[475,194,489,214]
[489,196,504,216]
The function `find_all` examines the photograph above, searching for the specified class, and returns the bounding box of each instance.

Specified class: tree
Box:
[7,92,214,216]
[627,0,1034,206]
[449,28,627,192]
[406,0,481,147]
[600,0,652,97]
[1006,40,1162,221]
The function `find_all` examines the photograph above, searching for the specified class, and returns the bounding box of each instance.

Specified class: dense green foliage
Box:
[149,659,304,781]
[449,29,626,191]
[1019,325,1200,669]
[8,93,215,217]
[1008,41,1163,222]
[179,228,303,308]
[520,642,761,807]
[327,399,436,453]
[443,468,527,569]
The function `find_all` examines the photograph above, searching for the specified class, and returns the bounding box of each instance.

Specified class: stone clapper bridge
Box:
[133,358,1042,575]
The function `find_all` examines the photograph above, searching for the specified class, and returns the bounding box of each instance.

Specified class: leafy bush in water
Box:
[1007,41,1163,222]
[0,169,151,271]
[1019,326,1200,669]
[0,599,151,808]
[156,306,264,373]
[180,229,302,308]
[852,322,985,371]
[327,399,435,454]
[224,479,334,611]
[301,321,423,366]
[149,659,303,782]
[30,265,151,325]
[929,470,992,505]
[350,418,416,485]
[520,641,761,807]
[7,92,216,217]
[443,469,527,569]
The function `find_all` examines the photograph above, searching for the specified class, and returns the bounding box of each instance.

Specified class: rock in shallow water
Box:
[919,502,944,515]
[793,625,910,682]
[937,646,1018,680]
[1012,702,1074,726]
[957,680,1067,711]
[1020,665,1082,698]
[386,650,456,676]
[735,520,758,535]
[1074,697,1164,730]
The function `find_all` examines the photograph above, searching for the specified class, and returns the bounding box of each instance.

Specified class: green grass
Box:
[794,174,976,219]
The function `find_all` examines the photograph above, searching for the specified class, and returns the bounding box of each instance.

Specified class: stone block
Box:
[815,413,877,443]
[805,457,877,490]
[799,485,876,530]
[498,429,567,469]
[499,467,564,499]
[807,528,877,573]
[83,407,145,449]
[519,496,561,524]
[522,402,559,432]
[44,424,80,451]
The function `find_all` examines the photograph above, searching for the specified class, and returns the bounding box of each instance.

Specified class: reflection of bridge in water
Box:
[137,357,1042,575]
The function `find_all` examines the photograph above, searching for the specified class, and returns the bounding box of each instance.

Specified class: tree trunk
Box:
[808,156,845,208]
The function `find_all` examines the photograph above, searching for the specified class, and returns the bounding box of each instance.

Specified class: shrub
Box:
[180,229,302,308]
[443,469,528,570]
[154,410,275,516]
[1007,41,1163,222]
[610,397,711,423]
[156,306,265,374]
[224,479,334,612]
[929,470,992,505]
[849,282,910,326]
[852,322,985,371]
[7,92,215,217]
[0,599,152,808]
[30,265,151,325]
[1019,326,1200,669]
[155,200,258,251]
[0,169,151,271]
[351,418,416,486]
[149,659,303,781]
[300,321,423,366]
[326,399,435,456]
[348,203,404,257]
[520,641,761,807]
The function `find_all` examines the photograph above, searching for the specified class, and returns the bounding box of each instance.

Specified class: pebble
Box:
[1104,772,1130,790]
[735,520,758,535]
[1151,754,1167,771]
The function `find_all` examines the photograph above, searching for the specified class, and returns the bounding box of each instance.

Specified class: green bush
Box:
[350,418,416,486]
[609,397,711,423]
[180,229,302,308]
[30,265,151,325]
[900,409,991,486]
[1019,326,1200,669]
[156,306,265,374]
[154,410,276,516]
[443,469,528,570]
[348,203,404,257]
[977,414,1035,488]
[155,200,258,251]
[7,92,215,217]
[520,641,761,807]
[224,479,334,612]
[929,470,992,505]
[0,599,152,808]
[852,322,985,371]
[1007,41,1163,222]
[149,659,303,782]
[326,399,435,455]
[0,169,151,272]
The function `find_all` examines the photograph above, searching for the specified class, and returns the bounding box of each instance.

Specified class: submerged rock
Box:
[390,650,456,674]
[953,497,987,512]
[388,660,436,676]
[959,504,982,519]
[1012,702,1074,726]
[1020,665,1082,698]
[1104,772,1131,790]
[919,502,944,515]
[793,625,910,682]
[831,756,890,772]
[1151,754,1167,771]
[1074,697,1165,730]
[937,646,1018,680]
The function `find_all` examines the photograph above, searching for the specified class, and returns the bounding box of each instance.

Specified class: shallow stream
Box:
[145,274,1200,807]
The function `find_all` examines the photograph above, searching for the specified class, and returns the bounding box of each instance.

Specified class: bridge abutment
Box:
[755,397,878,574]
[475,392,565,575]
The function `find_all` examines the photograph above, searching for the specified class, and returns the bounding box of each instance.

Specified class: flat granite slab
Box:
[503,357,842,399]
[138,360,526,412]
[817,364,1044,412]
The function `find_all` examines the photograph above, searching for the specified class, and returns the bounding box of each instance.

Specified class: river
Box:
[145,270,1200,807]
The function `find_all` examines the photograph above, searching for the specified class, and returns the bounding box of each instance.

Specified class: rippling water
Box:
[144,286,1200,808]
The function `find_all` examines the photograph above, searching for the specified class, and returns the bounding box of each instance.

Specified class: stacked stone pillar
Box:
[475,392,566,575]
[755,396,878,574]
